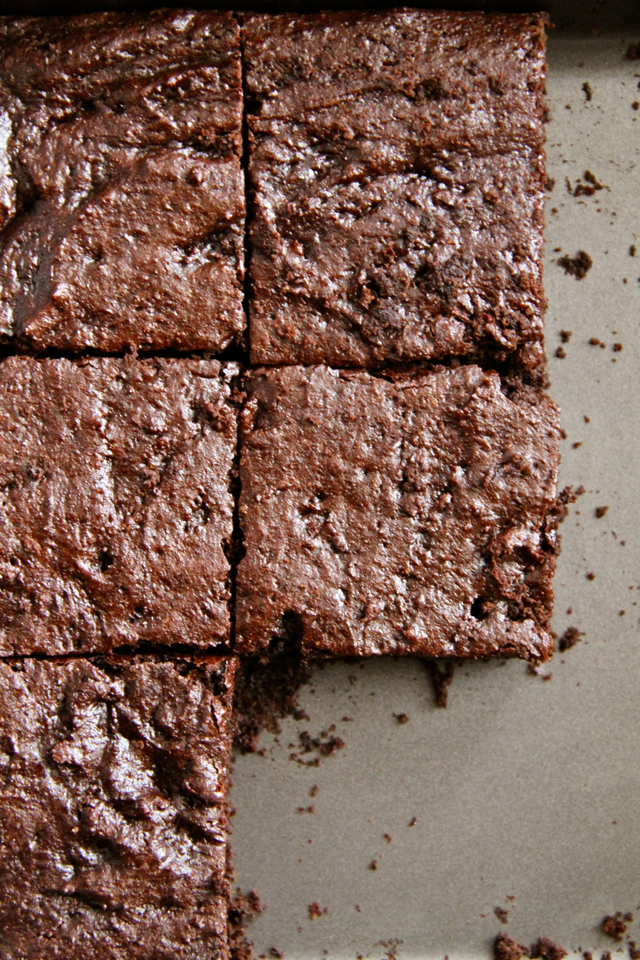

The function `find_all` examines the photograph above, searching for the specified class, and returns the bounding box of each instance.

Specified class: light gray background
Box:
[230,20,640,959]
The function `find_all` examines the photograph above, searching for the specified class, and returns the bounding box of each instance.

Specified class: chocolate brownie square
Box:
[0,357,238,655]
[243,10,548,379]
[0,11,244,353]
[236,365,560,661]
[0,654,236,959]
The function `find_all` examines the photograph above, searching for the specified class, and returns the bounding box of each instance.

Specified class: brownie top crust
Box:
[0,654,235,960]
[243,9,549,377]
[236,365,560,661]
[0,11,245,353]
[0,357,238,656]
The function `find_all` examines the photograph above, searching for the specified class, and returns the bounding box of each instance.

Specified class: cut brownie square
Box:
[0,357,238,655]
[0,11,245,353]
[243,10,548,378]
[236,365,560,661]
[0,654,236,959]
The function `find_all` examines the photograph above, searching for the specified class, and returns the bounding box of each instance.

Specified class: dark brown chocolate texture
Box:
[236,365,560,660]
[0,11,245,353]
[0,654,236,959]
[0,357,238,655]
[243,10,548,378]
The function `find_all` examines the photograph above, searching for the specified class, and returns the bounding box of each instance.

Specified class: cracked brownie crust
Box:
[0,357,238,656]
[0,10,245,353]
[0,654,236,960]
[236,365,560,660]
[243,10,548,378]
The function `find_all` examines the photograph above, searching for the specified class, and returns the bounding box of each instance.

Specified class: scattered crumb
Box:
[408,817,417,827]
[555,347,566,359]
[571,170,606,197]
[560,330,573,342]
[229,890,267,960]
[586,572,596,581]
[620,610,626,617]
[626,43,640,59]
[582,81,593,101]
[394,713,410,724]
[290,730,346,766]
[426,661,456,708]
[589,338,605,347]
[494,933,528,960]
[558,251,592,279]
[575,486,586,496]
[545,177,555,191]
[384,833,392,843]
[308,902,327,921]
[494,906,509,925]
[628,942,640,959]
[595,506,609,518]
[342,716,353,722]
[377,939,403,960]
[559,626,584,652]
[631,245,637,257]
[269,949,284,959]
[572,442,582,449]
[613,343,623,352]
[583,953,594,960]
[633,102,639,111]
[602,912,633,941]
[530,937,568,960]
[369,859,378,871]
[310,785,318,798]
[560,429,568,440]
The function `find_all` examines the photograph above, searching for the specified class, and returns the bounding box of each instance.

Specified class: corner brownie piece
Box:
[0,655,236,959]
[236,365,560,661]
[0,357,238,655]
[0,11,244,353]
[243,10,548,379]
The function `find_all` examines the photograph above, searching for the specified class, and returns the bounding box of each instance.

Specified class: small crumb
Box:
[384,833,392,843]
[595,506,609,518]
[575,485,586,496]
[582,81,593,101]
[408,817,417,827]
[394,713,410,724]
[542,673,553,682]
[602,953,612,960]
[560,429,568,440]
[310,785,318,798]
[494,906,509,924]
[633,102,640,111]
[555,347,566,359]
[602,912,633,941]
[631,245,637,257]
[270,949,284,959]
[494,933,528,960]
[355,905,361,913]
[545,177,555,191]
[342,716,353,722]
[613,343,623,352]
[584,415,590,423]
[620,610,626,617]
[560,330,572,342]
[589,337,602,346]
[530,937,568,960]
[369,859,378,871]
[559,626,584,651]
[572,442,582,449]
[558,250,592,279]
[628,942,640,960]
[308,902,327,921]
[566,607,573,614]
[583,953,594,960]
[586,572,596,581]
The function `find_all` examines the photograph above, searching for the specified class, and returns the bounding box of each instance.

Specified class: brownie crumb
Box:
[555,347,567,359]
[626,42,640,59]
[602,912,633,941]
[582,81,593,101]
[229,890,267,960]
[628,942,640,959]
[494,933,529,960]
[575,485,586,496]
[559,626,584,651]
[290,730,346,766]
[583,953,593,960]
[572,170,606,197]
[384,833,392,843]
[530,937,568,960]
[546,177,556,192]
[308,902,326,920]
[369,860,378,871]
[613,343,623,352]
[630,245,637,257]
[494,906,509,924]
[426,661,456,708]
[560,330,573,342]
[408,817,417,827]
[394,713,410,724]
[310,785,318,798]
[270,949,284,959]
[601,953,612,960]
[586,572,596,581]
[595,506,609,518]
[633,102,639,111]
[558,251,593,279]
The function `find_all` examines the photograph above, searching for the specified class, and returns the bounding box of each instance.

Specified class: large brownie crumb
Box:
[0,357,238,655]
[243,10,548,380]
[0,11,245,353]
[0,654,236,959]
[236,365,560,660]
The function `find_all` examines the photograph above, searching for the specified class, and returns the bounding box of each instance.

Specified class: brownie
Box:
[0,357,238,655]
[0,654,236,959]
[243,10,548,378]
[236,365,560,660]
[0,11,244,353]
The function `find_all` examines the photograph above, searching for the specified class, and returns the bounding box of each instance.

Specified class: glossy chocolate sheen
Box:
[0,11,245,353]
[243,10,548,377]
[0,654,236,960]
[0,357,238,655]
[236,365,560,660]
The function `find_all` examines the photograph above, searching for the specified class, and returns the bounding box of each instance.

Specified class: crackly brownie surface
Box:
[243,10,548,378]
[0,655,235,960]
[0,11,244,353]
[0,357,237,656]
[236,365,560,660]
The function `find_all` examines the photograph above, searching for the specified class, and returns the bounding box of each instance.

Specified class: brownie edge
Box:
[236,365,560,661]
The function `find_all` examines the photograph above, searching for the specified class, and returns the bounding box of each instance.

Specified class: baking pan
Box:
[2,0,640,956]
